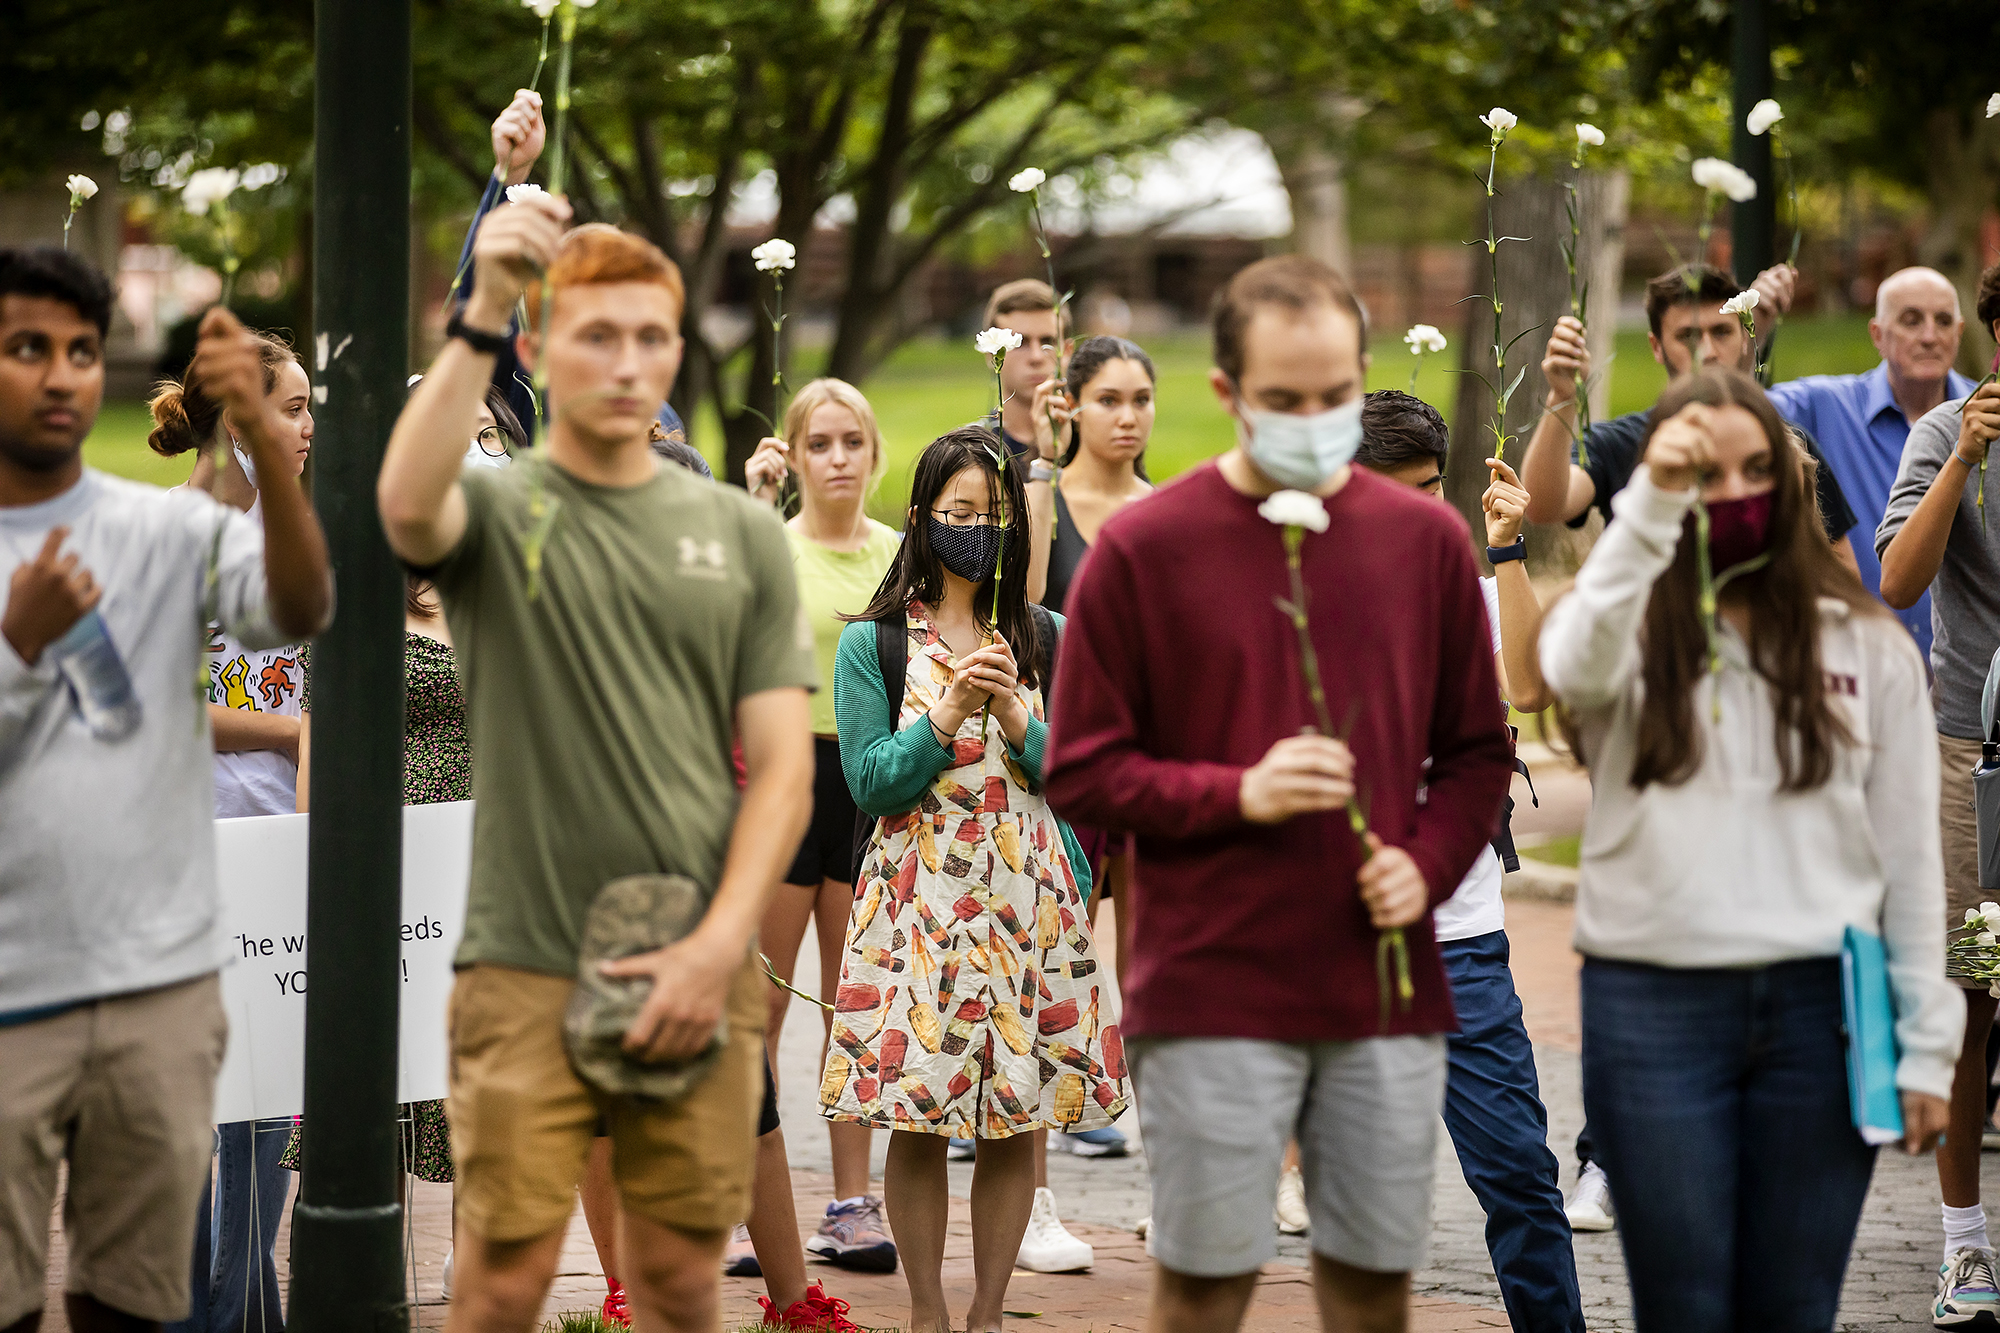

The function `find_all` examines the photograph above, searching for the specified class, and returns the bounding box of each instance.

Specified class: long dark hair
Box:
[847,426,1048,691]
[1628,366,1883,791]
[1060,335,1154,480]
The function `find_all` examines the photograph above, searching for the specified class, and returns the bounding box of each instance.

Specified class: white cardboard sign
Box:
[210,801,474,1124]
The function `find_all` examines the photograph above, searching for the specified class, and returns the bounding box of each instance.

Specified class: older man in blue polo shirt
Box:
[1767,265,1980,656]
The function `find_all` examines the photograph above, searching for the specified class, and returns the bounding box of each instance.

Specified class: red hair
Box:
[525,223,685,329]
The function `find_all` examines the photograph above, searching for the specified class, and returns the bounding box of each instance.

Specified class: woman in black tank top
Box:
[1032,336,1157,615]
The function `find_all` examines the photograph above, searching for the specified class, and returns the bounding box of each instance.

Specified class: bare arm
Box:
[1880,384,2000,609]
[379,193,570,565]
[600,685,814,1060]
[1520,316,1597,526]
[295,712,311,812]
[1481,459,1551,713]
[209,704,301,764]
[191,309,333,639]
[1023,378,1066,605]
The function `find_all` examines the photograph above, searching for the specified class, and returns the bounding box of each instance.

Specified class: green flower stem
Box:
[62,204,79,252]
[1029,190,1069,529]
[981,352,1009,743]
[761,953,833,1012]
[1975,370,1998,532]
[1484,139,1507,460]
[523,1,577,602]
[529,15,552,91]
[1277,524,1410,1028]
[1563,143,1592,462]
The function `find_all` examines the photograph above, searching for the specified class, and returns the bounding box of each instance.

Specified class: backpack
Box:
[849,604,1059,884]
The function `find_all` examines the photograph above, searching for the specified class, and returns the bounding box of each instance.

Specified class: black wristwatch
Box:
[1486,538,1527,565]
[445,309,511,357]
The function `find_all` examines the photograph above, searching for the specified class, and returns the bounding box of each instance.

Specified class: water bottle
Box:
[48,610,142,742]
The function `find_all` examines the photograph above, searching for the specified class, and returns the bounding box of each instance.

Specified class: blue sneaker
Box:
[803,1195,898,1274]
[1059,1125,1129,1159]
[947,1137,975,1161]
[1936,1246,2000,1328]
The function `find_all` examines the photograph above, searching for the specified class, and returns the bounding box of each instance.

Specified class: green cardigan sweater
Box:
[832,616,1094,899]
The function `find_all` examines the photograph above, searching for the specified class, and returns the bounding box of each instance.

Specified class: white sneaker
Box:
[1565,1162,1615,1233]
[1015,1186,1093,1273]
[441,1245,453,1301]
[1936,1246,2000,1328]
[1133,1214,1150,1238]
[1275,1166,1309,1235]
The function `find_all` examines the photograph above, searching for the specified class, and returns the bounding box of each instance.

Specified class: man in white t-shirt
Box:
[1358,390,1583,1333]
[0,248,332,1331]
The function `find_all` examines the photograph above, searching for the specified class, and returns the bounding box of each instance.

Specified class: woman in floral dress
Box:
[826,428,1127,1333]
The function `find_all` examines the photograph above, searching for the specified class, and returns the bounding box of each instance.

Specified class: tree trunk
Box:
[1917,106,2000,378]
[1447,169,1627,571]
[1269,94,1362,278]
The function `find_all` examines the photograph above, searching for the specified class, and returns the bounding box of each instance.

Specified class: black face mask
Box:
[928,518,1004,583]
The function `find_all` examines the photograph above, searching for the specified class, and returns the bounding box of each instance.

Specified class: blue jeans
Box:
[164,1118,291,1332]
[1581,957,1877,1333]
[1440,931,1585,1333]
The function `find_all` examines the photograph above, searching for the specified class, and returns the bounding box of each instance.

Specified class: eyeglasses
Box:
[929,506,997,527]
[472,426,510,456]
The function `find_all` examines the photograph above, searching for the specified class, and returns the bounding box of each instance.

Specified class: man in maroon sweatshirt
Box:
[1044,254,1513,1333]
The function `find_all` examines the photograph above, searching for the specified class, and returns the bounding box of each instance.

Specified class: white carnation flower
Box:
[1746,99,1783,137]
[1719,290,1759,316]
[1480,107,1518,135]
[1979,931,1997,948]
[974,326,1024,357]
[751,237,797,273]
[523,0,558,16]
[1574,123,1605,148]
[66,174,98,201]
[1981,901,2000,919]
[1008,167,1046,194]
[1258,490,1331,533]
[505,183,549,204]
[181,167,242,217]
[1691,157,1757,203]
[1987,93,1998,119]
[1971,908,1986,926]
[1403,324,1447,356]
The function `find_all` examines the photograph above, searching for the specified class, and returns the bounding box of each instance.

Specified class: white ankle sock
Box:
[1945,1203,1990,1259]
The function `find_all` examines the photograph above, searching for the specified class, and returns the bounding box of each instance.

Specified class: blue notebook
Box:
[1841,926,1905,1146]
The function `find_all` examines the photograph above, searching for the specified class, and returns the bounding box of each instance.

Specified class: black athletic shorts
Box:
[785,736,858,887]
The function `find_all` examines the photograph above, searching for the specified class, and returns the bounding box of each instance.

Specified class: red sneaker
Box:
[602,1280,633,1328]
[758,1280,861,1331]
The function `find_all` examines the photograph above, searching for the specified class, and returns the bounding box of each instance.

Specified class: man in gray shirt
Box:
[0,248,331,1333]
[1875,259,2000,1326]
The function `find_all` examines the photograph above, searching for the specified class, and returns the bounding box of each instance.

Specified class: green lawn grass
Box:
[82,315,1882,518]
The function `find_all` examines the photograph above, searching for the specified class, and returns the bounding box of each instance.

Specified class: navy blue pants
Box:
[1441,931,1585,1333]
[1581,956,1877,1333]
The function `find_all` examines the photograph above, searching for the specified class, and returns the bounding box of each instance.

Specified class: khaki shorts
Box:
[1941,733,1986,988]
[0,974,227,1326]
[447,957,766,1243]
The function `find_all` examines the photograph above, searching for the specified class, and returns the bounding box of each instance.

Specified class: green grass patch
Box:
[81,315,1881,517]
[1519,831,1582,869]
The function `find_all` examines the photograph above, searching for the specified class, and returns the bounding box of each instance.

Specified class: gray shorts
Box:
[1132,1033,1447,1278]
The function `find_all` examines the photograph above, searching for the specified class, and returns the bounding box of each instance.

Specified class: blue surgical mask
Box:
[1234,396,1364,492]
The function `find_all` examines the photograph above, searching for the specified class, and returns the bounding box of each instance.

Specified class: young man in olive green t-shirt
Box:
[378,193,815,1330]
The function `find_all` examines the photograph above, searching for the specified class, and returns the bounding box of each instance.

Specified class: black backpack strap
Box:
[853,613,912,887]
[1028,603,1059,684]
[874,612,908,712]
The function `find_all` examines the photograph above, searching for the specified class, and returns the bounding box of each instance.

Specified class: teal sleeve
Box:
[833,620,954,817]
[1058,821,1095,902]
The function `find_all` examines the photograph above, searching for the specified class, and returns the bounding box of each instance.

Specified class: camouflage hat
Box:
[563,873,727,1103]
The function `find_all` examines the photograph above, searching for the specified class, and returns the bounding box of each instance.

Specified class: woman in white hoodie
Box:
[1540,366,1958,1333]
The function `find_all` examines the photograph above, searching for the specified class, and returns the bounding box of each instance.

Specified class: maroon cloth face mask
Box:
[1706,491,1775,571]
